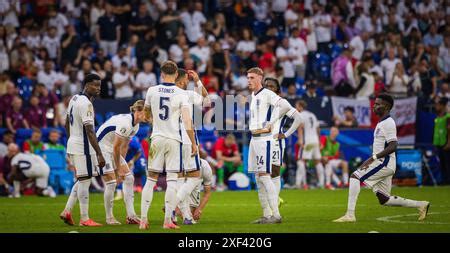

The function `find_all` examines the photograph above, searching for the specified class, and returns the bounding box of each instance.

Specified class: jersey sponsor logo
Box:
[120,127,127,134]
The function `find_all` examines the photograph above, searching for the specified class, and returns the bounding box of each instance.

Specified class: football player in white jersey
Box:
[247,67,289,224]
[140,61,197,230]
[7,143,55,198]
[251,77,301,223]
[295,100,326,189]
[60,73,105,227]
[172,68,210,225]
[334,94,430,223]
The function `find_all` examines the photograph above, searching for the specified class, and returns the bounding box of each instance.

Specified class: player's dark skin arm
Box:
[84,123,105,168]
[65,116,70,139]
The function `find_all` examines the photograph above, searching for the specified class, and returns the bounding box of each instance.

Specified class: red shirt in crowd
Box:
[39,92,59,112]
[212,137,238,159]
[0,94,14,114]
[26,105,47,128]
[258,52,276,73]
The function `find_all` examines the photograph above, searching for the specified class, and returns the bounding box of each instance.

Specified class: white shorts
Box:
[22,162,50,189]
[182,144,201,172]
[353,157,395,196]
[148,136,183,173]
[102,152,127,175]
[248,137,272,174]
[189,185,201,208]
[298,143,321,160]
[69,154,100,178]
[271,139,285,167]
[327,159,343,170]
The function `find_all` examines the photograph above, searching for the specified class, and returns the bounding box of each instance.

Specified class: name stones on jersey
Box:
[158,87,175,93]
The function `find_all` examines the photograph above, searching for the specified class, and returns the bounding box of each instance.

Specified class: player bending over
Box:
[252,77,301,224]
[7,143,55,198]
[334,94,430,222]
[140,61,197,230]
[60,74,106,226]
[295,100,325,189]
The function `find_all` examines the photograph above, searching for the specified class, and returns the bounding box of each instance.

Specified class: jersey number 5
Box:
[159,97,170,121]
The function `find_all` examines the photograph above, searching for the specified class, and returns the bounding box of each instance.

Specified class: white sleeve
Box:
[201,159,213,186]
[10,156,18,167]
[269,98,292,126]
[384,120,398,143]
[115,119,131,139]
[283,111,302,138]
[80,101,94,125]
[144,87,153,107]
[112,73,120,84]
[346,61,356,88]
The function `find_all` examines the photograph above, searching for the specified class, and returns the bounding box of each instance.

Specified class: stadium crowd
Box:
[1,0,450,195]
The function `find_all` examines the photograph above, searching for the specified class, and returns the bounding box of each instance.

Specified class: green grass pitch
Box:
[1,186,449,233]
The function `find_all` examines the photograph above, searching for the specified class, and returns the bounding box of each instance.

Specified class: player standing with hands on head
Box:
[334,94,430,223]
[140,61,197,230]
[247,67,289,224]
[60,74,105,227]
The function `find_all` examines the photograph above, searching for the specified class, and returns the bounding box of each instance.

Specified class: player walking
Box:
[140,61,197,230]
[334,94,430,222]
[60,74,105,226]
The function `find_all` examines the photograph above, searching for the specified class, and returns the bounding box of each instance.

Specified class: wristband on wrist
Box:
[196,80,203,87]
[372,154,377,160]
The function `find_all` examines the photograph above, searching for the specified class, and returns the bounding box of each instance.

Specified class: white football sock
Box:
[64,180,79,212]
[296,160,306,187]
[325,164,332,185]
[78,179,91,221]
[342,173,349,185]
[259,175,280,218]
[164,179,178,224]
[316,163,325,188]
[13,180,20,196]
[211,175,217,188]
[176,177,202,205]
[123,173,137,217]
[384,196,422,208]
[256,176,272,218]
[176,177,185,192]
[91,177,103,191]
[346,178,360,217]
[140,178,157,222]
[332,173,341,185]
[271,176,281,197]
[104,180,117,220]
[179,198,193,220]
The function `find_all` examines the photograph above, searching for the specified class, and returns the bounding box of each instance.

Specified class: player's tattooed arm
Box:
[84,123,106,168]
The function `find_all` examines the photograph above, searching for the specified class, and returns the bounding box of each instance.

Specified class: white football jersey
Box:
[271,99,297,136]
[180,90,203,145]
[97,114,140,154]
[200,158,213,186]
[11,153,47,171]
[250,88,282,133]
[66,94,95,155]
[373,115,397,161]
[299,110,320,144]
[145,83,189,143]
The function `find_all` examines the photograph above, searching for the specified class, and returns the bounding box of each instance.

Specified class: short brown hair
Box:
[161,60,178,75]
[175,68,187,83]
[296,99,307,109]
[246,67,264,76]
[130,100,145,112]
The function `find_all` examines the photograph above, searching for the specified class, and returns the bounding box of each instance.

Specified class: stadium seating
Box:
[42,149,74,194]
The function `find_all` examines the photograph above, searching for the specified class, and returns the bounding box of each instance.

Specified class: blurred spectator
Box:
[312,2,332,54]
[135,59,156,99]
[286,83,297,101]
[113,61,134,99]
[61,24,82,66]
[289,27,308,79]
[34,83,60,127]
[209,41,231,90]
[47,8,69,39]
[276,37,296,88]
[333,106,358,128]
[41,26,60,61]
[0,81,16,127]
[236,28,256,69]
[258,42,276,74]
[22,128,44,154]
[433,97,450,185]
[96,3,121,56]
[0,72,13,96]
[304,81,319,98]
[0,130,15,158]
[77,59,96,83]
[387,62,410,97]
[332,47,356,97]
[169,35,188,65]
[112,45,137,70]
[349,32,373,61]
[6,96,29,133]
[418,59,438,100]
[25,95,47,129]
[355,60,375,98]
[437,82,450,101]
[44,129,65,151]
[424,23,443,49]
[381,47,401,85]
[0,1,20,28]
[129,2,153,39]
[189,36,210,74]
[212,134,242,191]
[320,126,349,189]
[439,34,450,76]
[100,60,115,98]
[61,66,81,97]
[180,1,206,44]
[37,60,59,91]
[158,1,183,49]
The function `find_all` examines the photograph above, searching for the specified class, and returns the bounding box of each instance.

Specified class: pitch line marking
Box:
[376,212,450,225]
